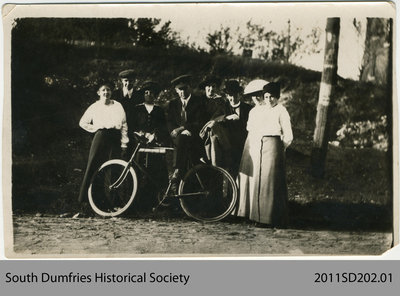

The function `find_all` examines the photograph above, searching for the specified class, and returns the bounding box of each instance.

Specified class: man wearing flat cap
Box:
[205,79,252,176]
[167,74,206,182]
[115,69,143,155]
[116,69,142,110]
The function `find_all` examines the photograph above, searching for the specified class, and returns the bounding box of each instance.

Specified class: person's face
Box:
[251,92,263,106]
[175,85,190,100]
[97,85,112,102]
[205,84,216,99]
[144,89,156,104]
[263,92,278,107]
[121,78,135,90]
[226,93,240,105]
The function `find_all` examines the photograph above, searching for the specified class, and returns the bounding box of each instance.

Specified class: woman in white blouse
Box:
[234,81,293,228]
[78,82,129,204]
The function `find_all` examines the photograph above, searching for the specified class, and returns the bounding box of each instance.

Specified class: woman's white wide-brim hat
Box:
[243,79,269,95]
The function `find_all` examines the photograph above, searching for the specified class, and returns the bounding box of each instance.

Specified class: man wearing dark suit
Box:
[167,75,206,182]
[115,69,143,112]
[115,69,143,155]
[208,80,252,176]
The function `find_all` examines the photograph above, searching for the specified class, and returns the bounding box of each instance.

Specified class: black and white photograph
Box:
[2,2,397,257]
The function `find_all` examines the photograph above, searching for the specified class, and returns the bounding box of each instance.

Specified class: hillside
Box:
[10,26,392,229]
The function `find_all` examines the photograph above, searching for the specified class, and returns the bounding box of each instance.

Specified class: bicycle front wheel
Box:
[88,159,138,217]
[178,164,237,222]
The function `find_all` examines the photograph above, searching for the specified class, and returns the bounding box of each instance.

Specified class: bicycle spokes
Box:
[179,165,237,222]
[89,160,138,217]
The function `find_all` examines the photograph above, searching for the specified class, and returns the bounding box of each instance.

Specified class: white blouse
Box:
[144,103,154,113]
[247,103,293,148]
[79,100,129,148]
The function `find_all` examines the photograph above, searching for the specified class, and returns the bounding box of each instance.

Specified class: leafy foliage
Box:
[128,18,178,47]
[335,116,388,150]
[206,26,234,55]
[236,20,313,62]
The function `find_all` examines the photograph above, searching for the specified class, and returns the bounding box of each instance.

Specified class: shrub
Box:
[335,116,389,151]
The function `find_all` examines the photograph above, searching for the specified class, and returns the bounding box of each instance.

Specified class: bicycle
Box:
[87,134,238,222]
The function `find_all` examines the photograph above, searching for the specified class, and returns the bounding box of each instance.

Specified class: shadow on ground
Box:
[288,200,392,232]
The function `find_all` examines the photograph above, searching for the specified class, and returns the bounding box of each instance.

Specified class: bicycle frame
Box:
[110,141,173,190]
[109,142,143,189]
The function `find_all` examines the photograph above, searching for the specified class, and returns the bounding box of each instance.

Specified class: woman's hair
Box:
[263,82,280,99]
[96,79,114,91]
[97,83,112,90]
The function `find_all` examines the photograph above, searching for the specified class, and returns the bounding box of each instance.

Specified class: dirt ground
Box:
[11,214,392,257]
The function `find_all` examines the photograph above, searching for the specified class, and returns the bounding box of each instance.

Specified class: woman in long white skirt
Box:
[234,81,293,228]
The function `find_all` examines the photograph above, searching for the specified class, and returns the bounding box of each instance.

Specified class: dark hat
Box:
[171,74,192,88]
[223,80,243,95]
[263,82,281,98]
[199,75,221,89]
[140,80,161,94]
[118,69,136,79]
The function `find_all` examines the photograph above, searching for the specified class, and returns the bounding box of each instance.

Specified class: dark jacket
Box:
[203,95,226,121]
[115,89,143,141]
[166,94,206,136]
[114,89,143,117]
[130,104,170,146]
[213,100,253,148]
[216,100,252,126]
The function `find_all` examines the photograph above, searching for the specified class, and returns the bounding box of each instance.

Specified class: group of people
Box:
[78,69,293,228]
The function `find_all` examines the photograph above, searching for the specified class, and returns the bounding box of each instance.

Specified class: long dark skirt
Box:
[207,121,246,177]
[134,152,169,212]
[234,135,288,227]
[78,129,120,203]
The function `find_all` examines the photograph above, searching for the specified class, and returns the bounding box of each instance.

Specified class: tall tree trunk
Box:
[311,18,340,178]
[285,19,291,62]
[360,18,390,84]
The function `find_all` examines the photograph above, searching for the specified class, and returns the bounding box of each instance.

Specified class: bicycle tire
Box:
[178,164,237,222]
[88,159,138,217]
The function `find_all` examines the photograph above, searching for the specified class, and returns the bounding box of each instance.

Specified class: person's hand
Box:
[171,127,184,138]
[207,120,216,129]
[283,141,291,151]
[145,133,155,144]
[171,129,178,138]
[225,114,239,121]
[135,131,145,137]
[181,130,192,136]
[133,131,148,143]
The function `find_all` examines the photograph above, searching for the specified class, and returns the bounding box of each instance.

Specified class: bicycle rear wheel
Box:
[179,164,237,222]
[88,159,138,217]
